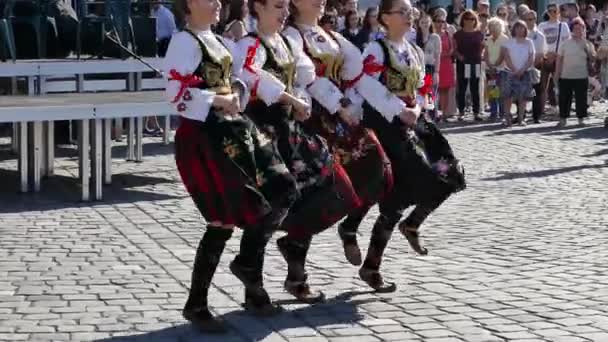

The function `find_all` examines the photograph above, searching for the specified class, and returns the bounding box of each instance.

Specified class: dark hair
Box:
[344,10,360,30]
[378,0,397,27]
[287,1,299,26]
[228,0,247,20]
[459,9,478,29]
[174,0,190,24]
[571,17,586,29]
[510,20,528,37]
[320,14,337,28]
[415,14,434,48]
[362,6,379,31]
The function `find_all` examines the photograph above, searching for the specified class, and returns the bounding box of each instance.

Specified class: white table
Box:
[0,91,173,201]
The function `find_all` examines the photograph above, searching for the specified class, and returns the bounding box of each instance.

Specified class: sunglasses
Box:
[434,19,446,23]
[497,12,507,16]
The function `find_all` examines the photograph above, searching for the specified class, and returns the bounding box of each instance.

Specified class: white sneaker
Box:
[556,118,567,128]
[578,118,585,126]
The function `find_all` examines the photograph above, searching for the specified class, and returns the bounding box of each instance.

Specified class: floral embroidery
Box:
[183,90,192,101]
[177,102,187,112]
[222,137,240,159]
[256,169,266,187]
[256,131,272,147]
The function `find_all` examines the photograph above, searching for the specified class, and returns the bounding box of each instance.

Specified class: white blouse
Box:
[232,33,316,107]
[163,29,234,122]
[283,24,403,120]
[362,38,426,120]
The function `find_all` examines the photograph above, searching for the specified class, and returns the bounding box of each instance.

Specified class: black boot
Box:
[338,206,371,266]
[183,226,233,333]
[399,205,433,256]
[277,236,325,303]
[230,221,282,316]
[360,214,400,293]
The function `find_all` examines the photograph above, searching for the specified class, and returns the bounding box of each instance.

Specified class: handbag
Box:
[529,67,541,84]
[543,23,563,73]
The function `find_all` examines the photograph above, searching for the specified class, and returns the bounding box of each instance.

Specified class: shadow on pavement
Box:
[96,292,376,342]
[0,169,184,213]
[542,125,608,140]
[481,163,608,181]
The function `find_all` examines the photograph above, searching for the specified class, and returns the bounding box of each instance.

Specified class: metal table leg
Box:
[163,116,170,145]
[103,118,112,185]
[44,121,54,177]
[126,117,135,161]
[29,121,43,192]
[135,117,143,162]
[78,119,90,202]
[91,119,103,201]
[11,123,18,154]
[18,122,28,193]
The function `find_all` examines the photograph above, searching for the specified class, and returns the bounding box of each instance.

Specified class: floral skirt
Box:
[362,103,466,207]
[278,101,393,236]
[500,70,535,100]
[175,114,298,227]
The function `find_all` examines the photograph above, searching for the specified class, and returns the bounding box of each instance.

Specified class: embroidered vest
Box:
[377,39,423,106]
[296,27,345,86]
[251,33,296,94]
[185,30,232,95]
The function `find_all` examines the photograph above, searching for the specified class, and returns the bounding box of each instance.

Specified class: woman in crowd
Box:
[555,17,596,127]
[222,0,249,41]
[341,10,361,43]
[165,0,299,332]
[433,9,455,121]
[453,10,485,121]
[354,6,384,50]
[339,0,465,292]
[416,13,441,119]
[278,0,393,301]
[500,20,535,127]
[484,17,508,121]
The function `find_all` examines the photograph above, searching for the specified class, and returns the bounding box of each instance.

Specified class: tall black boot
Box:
[399,205,433,255]
[277,236,325,303]
[229,220,282,316]
[183,226,233,333]
[338,205,371,266]
[360,213,400,293]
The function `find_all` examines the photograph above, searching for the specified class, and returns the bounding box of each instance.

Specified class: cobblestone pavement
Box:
[1,110,607,342]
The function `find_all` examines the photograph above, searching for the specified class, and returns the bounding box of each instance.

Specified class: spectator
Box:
[320,14,337,31]
[354,7,383,50]
[555,17,596,127]
[337,0,358,31]
[585,5,600,42]
[416,13,441,116]
[223,0,248,41]
[517,4,530,19]
[538,2,570,116]
[506,4,518,29]
[477,0,490,17]
[433,9,456,120]
[484,17,508,120]
[501,20,535,127]
[525,10,547,124]
[151,0,176,57]
[446,0,464,26]
[453,10,485,121]
[341,10,360,43]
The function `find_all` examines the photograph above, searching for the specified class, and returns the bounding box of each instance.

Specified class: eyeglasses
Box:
[434,19,446,23]
[479,14,489,19]
[526,17,536,21]
[497,12,507,17]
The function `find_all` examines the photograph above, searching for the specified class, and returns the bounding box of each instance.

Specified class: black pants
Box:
[532,82,544,121]
[558,78,588,119]
[158,37,171,57]
[456,61,480,115]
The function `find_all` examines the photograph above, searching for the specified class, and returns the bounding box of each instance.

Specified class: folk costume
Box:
[234,32,359,302]
[279,24,394,298]
[164,29,298,331]
[339,37,466,292]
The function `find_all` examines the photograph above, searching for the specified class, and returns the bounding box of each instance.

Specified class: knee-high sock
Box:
[184,226,233,311]
[362,213,401,271]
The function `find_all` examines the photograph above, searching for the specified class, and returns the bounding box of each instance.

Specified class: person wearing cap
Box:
[477,0,490,16]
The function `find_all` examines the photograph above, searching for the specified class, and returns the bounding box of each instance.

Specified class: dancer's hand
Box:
[213,94,240,116]
[338,107,359,126]
[291,98,311,122]
[399,105,420,126]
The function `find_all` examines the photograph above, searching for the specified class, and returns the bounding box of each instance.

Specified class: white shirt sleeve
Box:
[163,32,216,122]
[284,26,344,114]
[356,41,406,120]
[232,36,285,106]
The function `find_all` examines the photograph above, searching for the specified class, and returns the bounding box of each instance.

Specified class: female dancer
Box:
[338,0,466,292]
[165,0,298,332]
[234,0,362,303]
[276,0,397,301]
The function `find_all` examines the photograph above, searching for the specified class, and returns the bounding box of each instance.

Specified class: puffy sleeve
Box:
[163,32,216,122]
[284,26,344,114]
[232,36,285,106]
[356,41,406,120]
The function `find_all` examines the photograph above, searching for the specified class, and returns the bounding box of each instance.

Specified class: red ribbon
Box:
[418,73,434,100]
[342,55,386,90]
[168,69,204,103]
[244,38,261,98]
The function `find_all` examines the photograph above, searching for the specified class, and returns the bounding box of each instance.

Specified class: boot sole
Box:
[183,311,228,334]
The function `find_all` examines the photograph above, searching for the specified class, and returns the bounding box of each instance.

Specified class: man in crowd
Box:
[151,0,176,57]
